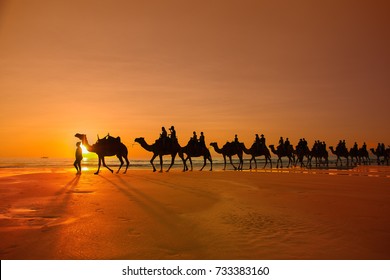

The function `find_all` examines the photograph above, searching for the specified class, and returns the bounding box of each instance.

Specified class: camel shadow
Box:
[98,175,177,228]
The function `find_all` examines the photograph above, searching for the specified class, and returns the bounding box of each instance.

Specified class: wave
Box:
[0,155,367,171]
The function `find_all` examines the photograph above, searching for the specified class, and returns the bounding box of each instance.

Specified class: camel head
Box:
[134,137,145,144]
[75,133,90,148]
[268,145,277,153]
[75,133,86,141]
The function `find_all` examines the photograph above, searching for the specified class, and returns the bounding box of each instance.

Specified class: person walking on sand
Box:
[74,142,83,174]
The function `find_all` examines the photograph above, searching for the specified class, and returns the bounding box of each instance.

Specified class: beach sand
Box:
[0,167,389,260]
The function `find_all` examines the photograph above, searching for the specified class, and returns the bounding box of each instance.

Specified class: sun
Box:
[81,144,89,154]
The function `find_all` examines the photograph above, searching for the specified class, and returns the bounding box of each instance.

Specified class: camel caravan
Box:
[75,128,389,174]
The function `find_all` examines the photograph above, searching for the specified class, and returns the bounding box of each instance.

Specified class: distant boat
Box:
[41,156,49,159]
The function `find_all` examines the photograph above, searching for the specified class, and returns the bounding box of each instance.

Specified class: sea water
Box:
[0,155,356,172]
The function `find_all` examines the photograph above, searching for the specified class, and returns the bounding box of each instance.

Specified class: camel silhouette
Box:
[294,146,311,168]
[269,144,294,168]
[357,148,371,165]
[134,137,186,172]
[210,142,243,170]
[181,140,213,171]
[349,146,371,165]
[329,146,349,166]
[240,142,272,169]
[307,146,329,168]
[370,147,389,165]
[74,133,129,174]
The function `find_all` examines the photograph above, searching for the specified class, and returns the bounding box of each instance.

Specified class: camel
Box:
[357,148,370,165]
[269,144,294,168]
[348,146,359,165]
[370,147,389,165]
[74,133,129,175]
[329,146,349,166]
[294,146,311,168]
[181,140,212,171]
[307,148,329,168]
[210,142,243,170]
[305,141,329,168]
[240,142,272,169]
[349,146,370,165]
[134,137,186,172]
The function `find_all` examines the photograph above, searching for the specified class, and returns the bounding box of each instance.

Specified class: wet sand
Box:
[0,166,389,259]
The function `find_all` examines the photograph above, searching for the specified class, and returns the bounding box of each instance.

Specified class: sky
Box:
[0,0,389,159]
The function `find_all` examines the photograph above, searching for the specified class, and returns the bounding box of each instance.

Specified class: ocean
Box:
[0,155,358,172]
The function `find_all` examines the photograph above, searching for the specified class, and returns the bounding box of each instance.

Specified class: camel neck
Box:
[139,140,154,152]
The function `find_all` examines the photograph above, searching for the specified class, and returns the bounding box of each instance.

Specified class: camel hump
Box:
[97,135,121,144]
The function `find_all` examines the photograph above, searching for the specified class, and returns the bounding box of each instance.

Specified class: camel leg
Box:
[276,157,282,168]
[150,154,157,172]
[183,156,189,171]
[101,157,113,173]
[223,155,227,170]
[200,156,206,171]
[166,154,176,172]
[180,153,187,172]
[288,156,292,168]
[95,157,102,175]
[264,156,272,169]
[188,156,193,171]
[116,155,124,174]
[159,155,164,172]
[229,156,237,170]
[263,156,269,169]
[124,156,129,174]
[251,157,255,170]
[209,157,213,171]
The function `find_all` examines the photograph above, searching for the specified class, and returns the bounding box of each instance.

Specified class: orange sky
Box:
[0,0,389,159]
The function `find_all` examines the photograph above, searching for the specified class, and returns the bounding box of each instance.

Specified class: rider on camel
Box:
[160,127,168,148]
[199,132,206,148]
[278,137,284,153]
[169,126,177,143]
